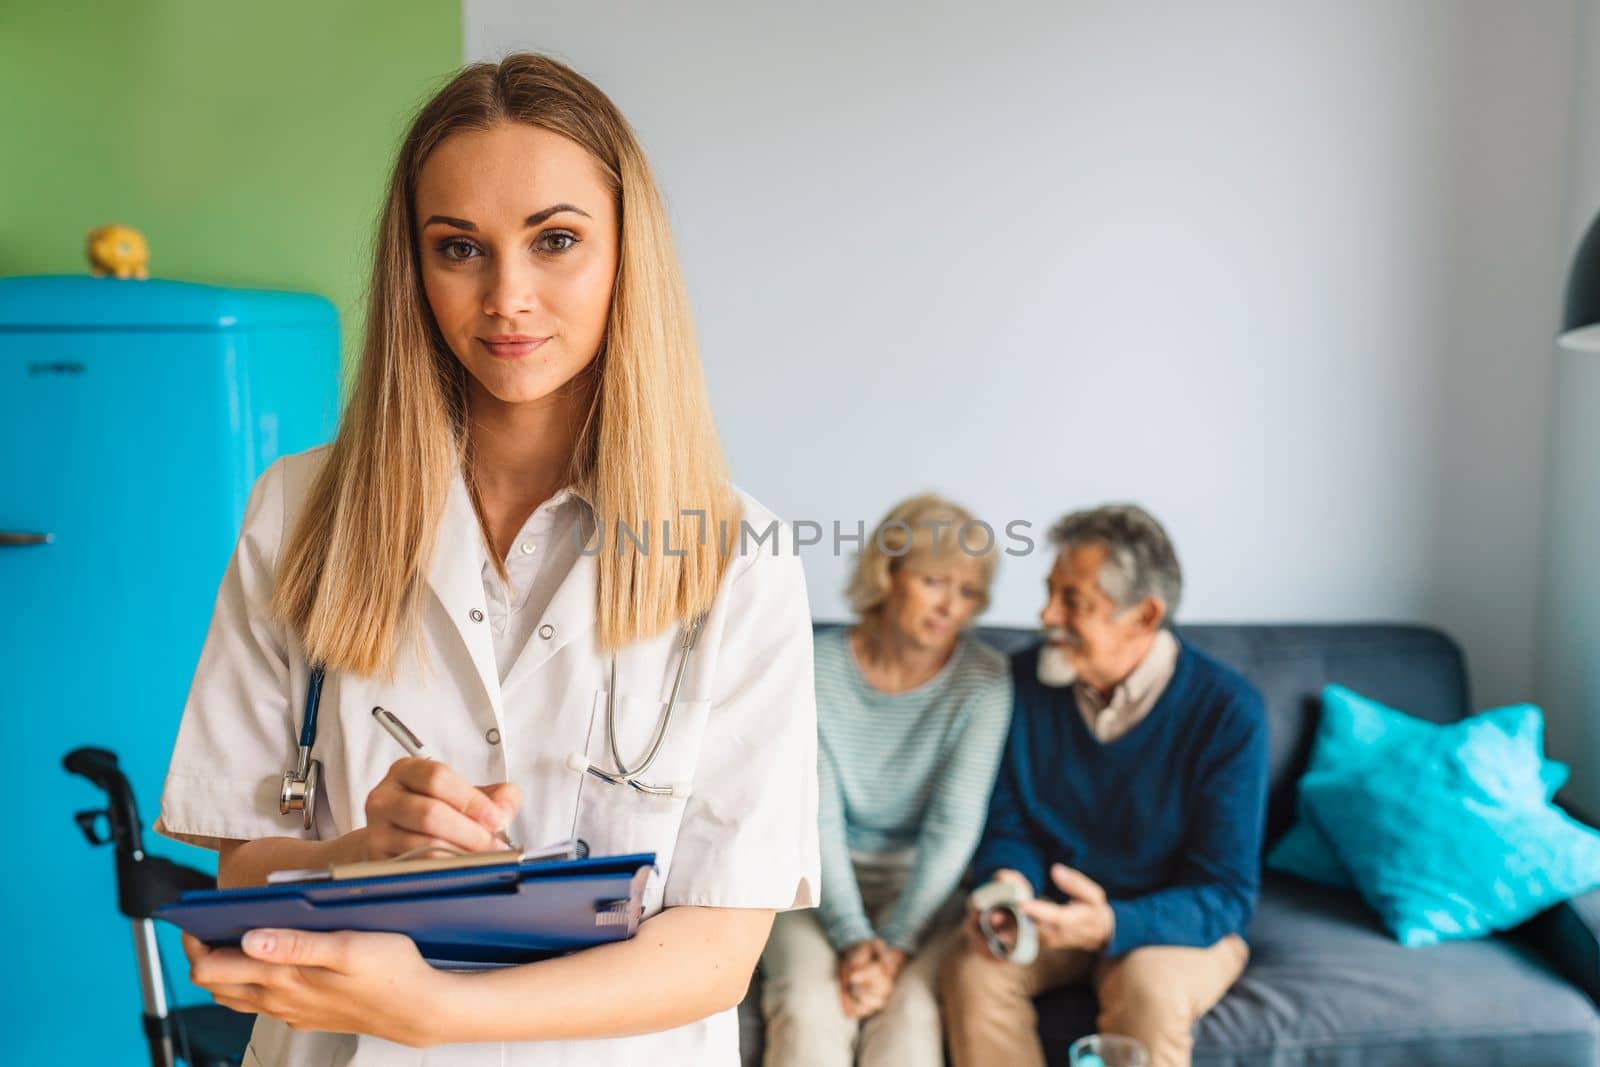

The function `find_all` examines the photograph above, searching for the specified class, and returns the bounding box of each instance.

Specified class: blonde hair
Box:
[273,54,737,676]
[845,493,999,618]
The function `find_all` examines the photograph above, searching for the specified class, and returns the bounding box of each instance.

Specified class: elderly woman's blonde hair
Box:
[846,493,1000,618]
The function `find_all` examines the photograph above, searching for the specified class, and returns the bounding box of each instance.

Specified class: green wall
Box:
[0,0,464,364]
[0,4,461,1056]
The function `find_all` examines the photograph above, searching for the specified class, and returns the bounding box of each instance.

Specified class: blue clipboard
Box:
[156,852,656,969]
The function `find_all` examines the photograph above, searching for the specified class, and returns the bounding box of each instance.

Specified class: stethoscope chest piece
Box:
[279,747,322,831]
[281,665,327,831]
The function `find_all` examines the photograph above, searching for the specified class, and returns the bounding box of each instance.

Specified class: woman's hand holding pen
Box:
[363,758,521,861]
[191,759,521,1036]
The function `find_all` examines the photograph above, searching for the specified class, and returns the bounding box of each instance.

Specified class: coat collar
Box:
[425,465,500,716]
[501,485,600,688]
[425,461,600,709]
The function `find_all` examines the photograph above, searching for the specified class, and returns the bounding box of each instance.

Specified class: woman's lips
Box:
[477,336,550,360]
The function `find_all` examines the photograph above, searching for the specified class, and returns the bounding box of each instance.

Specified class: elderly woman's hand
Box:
[837,941,891,1019]
[836,939,911,1019]
[870,939,908,981]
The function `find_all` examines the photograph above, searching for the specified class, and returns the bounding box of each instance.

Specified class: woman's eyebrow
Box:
[420,205,591,231]
[526,203,591,225]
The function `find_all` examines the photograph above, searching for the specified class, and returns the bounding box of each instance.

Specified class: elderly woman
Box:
[760,494,1013,1066]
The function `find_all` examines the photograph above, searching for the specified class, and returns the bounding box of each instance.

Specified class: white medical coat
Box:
[157,446,820,1066]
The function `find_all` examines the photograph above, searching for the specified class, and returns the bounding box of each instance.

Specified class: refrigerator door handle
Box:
[0,531,53,546]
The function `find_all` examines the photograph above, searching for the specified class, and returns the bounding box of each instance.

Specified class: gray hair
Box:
[1048,504,1183,623]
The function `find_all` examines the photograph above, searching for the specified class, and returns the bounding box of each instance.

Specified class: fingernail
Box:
[243,931,275,955]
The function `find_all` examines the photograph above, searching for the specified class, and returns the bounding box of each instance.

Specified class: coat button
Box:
[538,623,555,639]
[485,727,501,745]
[469,609,485,623]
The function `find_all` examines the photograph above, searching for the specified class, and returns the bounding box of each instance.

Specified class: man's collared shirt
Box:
[1074,629,1180,743]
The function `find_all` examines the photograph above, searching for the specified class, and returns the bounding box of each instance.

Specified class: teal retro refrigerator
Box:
[0,276,339,1064]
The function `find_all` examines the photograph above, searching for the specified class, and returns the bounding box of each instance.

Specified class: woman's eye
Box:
[538,231,579,253]
[438,238,480,262]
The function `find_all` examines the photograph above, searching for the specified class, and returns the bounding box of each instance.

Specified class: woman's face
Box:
[882,555,986,652]
[415,122,619,406]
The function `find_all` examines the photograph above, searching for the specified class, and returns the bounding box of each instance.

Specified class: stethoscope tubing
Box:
[604,614,702,784]
[283,615,705,822]
[301,665,325,749]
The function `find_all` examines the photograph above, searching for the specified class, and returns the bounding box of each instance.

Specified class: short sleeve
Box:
[662,517,820,910]
[155,457,309,849]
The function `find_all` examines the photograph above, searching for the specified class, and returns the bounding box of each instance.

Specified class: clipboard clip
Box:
[266,839,589,885]
[594,898,634,927]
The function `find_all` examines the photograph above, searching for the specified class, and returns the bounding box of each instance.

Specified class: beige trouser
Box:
[939,928,1249,1067]
[760,852,963,1067]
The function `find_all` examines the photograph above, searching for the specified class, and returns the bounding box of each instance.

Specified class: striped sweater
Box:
[814,626,1013,951]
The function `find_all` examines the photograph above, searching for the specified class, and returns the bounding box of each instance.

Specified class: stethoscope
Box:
[279,614,705,828]
[279,665,325,830]
[565,614,703,799]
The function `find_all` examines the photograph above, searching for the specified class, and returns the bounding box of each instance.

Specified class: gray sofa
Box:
[737,622,1600,1065]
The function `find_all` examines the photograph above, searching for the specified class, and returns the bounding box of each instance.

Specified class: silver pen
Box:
[371,705,520,851]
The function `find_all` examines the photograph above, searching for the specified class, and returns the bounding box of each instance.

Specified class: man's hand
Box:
[993,869,1034,893]
[1019,864,1115,953]
[962,868,1034,960]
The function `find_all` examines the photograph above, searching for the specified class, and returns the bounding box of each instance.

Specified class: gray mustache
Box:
[1042,627,1079,646]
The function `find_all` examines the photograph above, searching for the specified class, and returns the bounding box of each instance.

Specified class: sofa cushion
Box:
[1292,689,1600,947]
[1270,686,1574,893]
[1033,876,1600,1066]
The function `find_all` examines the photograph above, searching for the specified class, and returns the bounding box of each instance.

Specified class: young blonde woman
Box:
[759,495,1012,1066]
[155,54,818,1066]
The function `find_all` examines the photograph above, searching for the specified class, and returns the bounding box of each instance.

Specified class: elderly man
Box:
[938,504,1268,1067]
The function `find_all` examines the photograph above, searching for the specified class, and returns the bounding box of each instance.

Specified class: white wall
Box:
[466,0,1575,710]
[1537,0,1600,815]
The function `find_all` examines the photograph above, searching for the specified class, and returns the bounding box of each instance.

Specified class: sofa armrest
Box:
[1516,890,1600,1005]
[1515,795,1600,1004]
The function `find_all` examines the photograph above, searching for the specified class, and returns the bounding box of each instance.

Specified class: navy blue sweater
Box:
[973,638,1269,956]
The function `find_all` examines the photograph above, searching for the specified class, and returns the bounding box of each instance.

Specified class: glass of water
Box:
[1069,1033,1150,1067]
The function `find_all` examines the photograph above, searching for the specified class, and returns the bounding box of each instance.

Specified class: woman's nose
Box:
[482,262,538,320]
